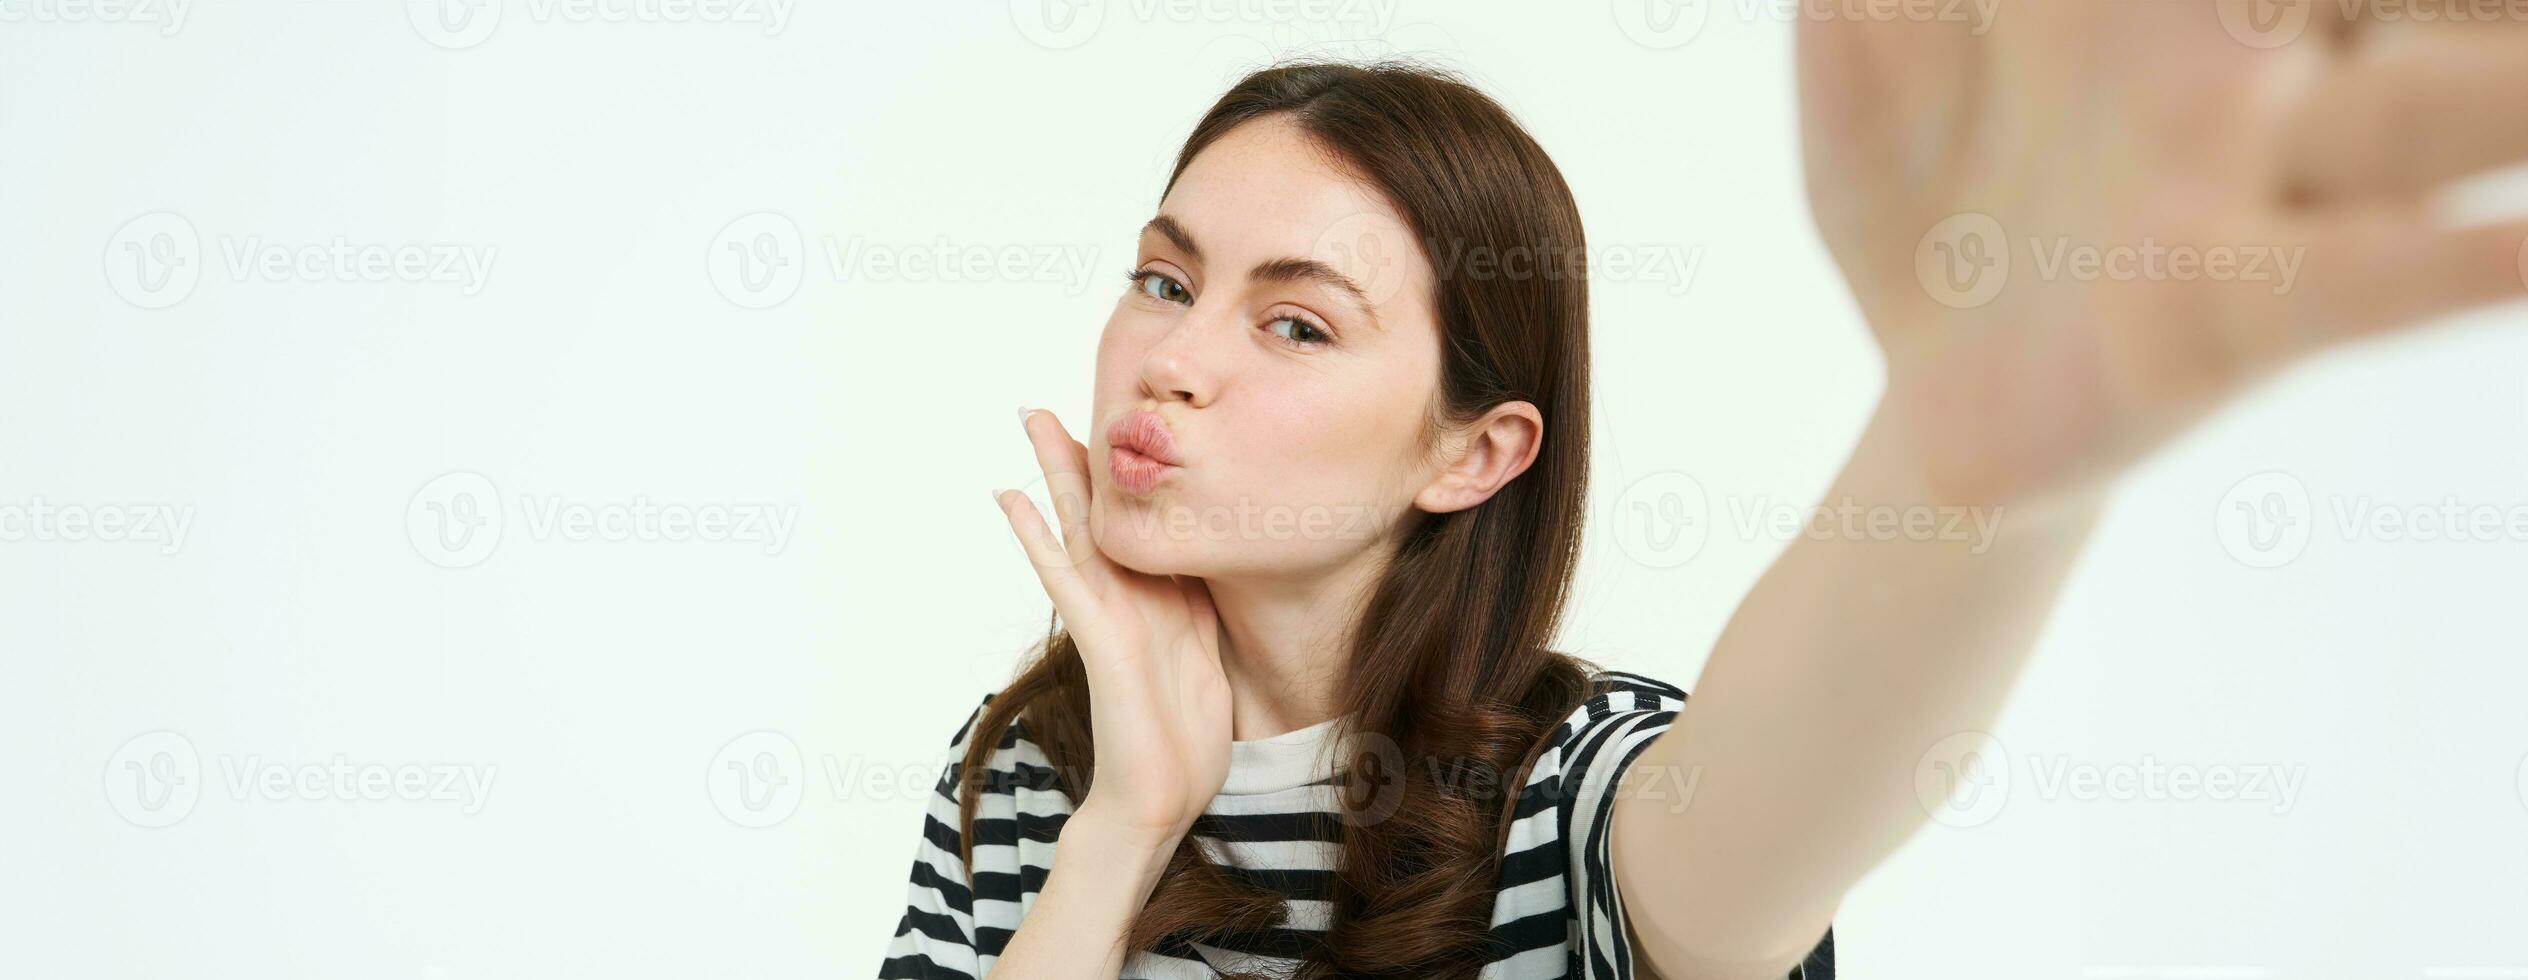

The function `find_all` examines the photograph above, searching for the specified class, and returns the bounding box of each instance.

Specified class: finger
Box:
[2292,210,2528,345]
[2283,31,2528,200]
[994,487,1096,616]
[1019,408,1096,559]
[1792,8,1981,191]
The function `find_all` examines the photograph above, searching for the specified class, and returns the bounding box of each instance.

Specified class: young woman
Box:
[884,9,2528,979]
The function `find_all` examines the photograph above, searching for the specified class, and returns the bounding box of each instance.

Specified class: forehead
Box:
[1153,115,1429,311]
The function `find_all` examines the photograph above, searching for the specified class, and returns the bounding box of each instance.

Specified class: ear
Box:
[1413,401,1544,515]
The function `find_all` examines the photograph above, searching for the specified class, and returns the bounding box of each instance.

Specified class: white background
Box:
[4,2,2525,978]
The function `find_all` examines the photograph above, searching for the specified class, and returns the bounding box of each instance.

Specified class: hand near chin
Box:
[995,408,1234,848]
[1801,4,2528,506]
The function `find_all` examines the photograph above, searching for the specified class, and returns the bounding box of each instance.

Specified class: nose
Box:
[1137,301,1229,408]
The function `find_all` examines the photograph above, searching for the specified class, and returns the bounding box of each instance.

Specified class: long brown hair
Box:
[960,58,1602,980]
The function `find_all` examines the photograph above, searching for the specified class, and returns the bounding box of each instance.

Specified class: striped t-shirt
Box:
[879,670,1836,979]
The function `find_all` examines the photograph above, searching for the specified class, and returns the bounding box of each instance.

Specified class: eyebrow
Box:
[1142,214,1383,330]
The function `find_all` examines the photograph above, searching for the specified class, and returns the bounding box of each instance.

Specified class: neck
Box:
[1201,547,1391,741]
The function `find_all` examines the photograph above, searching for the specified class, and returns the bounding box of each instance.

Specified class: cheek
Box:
[1241,384,1418,498]
[1091,318,1126,380]
[1093,310,1158,396]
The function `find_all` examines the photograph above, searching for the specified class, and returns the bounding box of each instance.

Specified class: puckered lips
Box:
[1105,409,1183,496]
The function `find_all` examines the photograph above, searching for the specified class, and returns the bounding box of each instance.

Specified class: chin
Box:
[1088,494,1208,577]
[1081,490,1188,565]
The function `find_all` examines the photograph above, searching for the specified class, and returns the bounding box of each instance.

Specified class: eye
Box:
[1126,266,1191,305]
[1267,313,1332,348]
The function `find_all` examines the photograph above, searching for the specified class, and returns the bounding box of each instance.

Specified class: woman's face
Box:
[1086,114,1448,580]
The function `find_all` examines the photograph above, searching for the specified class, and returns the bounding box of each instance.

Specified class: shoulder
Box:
[1487,669,1695,970]
[936,689,1064,802]
[1543,668,1688,752]
[1576,668,1688,715]
[945,690,994,751]
[943,689,1037,752]
[1520,668,1689,804]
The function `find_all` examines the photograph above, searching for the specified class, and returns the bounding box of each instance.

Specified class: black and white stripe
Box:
[879,671,1836,979]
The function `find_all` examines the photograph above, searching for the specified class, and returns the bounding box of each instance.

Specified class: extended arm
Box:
[1609,5,2528,978]
[1610,392,2100,979]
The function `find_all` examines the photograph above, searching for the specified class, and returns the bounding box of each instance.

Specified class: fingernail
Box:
[1017,405,1035,426]
[990,487,1007,506]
